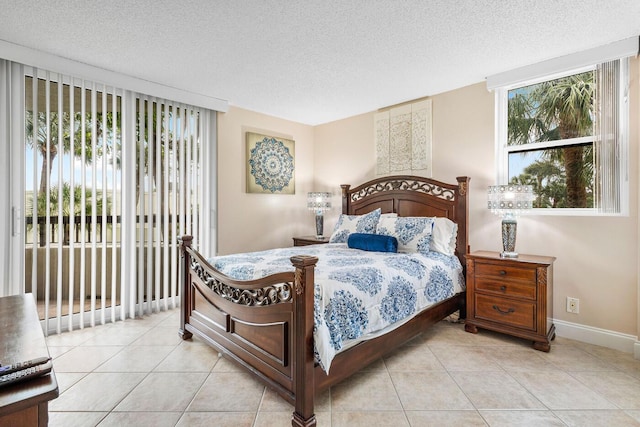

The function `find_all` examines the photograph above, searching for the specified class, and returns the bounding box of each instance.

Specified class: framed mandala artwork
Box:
[246,132,295,194]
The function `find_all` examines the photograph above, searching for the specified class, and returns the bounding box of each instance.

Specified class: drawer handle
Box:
[500,285,507,292]
[492,305,515,315]
[499,270,507,276]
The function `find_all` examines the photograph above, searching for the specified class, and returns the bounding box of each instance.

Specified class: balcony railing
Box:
[24,213,190,319]
[24,214,188,246]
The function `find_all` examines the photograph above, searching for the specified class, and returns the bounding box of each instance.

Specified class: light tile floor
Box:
[46,309,640,426]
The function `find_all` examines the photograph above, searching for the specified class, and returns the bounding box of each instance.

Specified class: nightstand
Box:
[464,250,556,351]
[293,235,330,246]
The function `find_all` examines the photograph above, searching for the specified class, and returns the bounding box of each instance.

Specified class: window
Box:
[489,38,636,215]
[504,69,596,209]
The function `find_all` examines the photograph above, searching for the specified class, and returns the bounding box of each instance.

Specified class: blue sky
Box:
[508,151,542,181]
[25,147,117,192]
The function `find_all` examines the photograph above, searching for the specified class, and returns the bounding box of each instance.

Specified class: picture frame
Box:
[246,132,295,194]
[374,99,432,177]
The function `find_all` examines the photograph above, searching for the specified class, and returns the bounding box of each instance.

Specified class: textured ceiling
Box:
[1,0,639,125]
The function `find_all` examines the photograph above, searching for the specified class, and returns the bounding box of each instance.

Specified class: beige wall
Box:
[313,112,376,227]
[216,106,315,254]
[217,60,639,339]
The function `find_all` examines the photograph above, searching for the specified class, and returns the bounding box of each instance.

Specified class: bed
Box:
[179,174,470,427]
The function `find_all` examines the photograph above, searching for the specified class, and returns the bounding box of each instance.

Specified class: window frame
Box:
[494,62,629,217]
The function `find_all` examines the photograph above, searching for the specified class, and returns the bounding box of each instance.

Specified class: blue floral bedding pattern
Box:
[208,243,464,372]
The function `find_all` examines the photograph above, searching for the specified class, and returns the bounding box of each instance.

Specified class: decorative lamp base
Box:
[501,216,518,258]
[500,251,519,258]
[315,214,324,239]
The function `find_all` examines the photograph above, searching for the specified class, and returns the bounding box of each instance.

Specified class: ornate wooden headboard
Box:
[340,175,470,264]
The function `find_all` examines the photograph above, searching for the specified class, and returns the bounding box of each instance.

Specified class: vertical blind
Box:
[0,60,15,294]
[21,67,212,334]
[594,59,628,214]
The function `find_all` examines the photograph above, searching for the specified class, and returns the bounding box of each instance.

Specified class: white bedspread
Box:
[209,243,464,373]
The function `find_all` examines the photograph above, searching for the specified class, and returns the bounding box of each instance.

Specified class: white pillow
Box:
[430,217,458,256]
[329,208,382,243]
[376,216,435,253]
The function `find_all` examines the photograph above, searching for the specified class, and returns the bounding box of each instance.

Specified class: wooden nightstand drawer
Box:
[465,251,556,352]
[475,294,536,331]
[475,277,536,300]
[475,262,537,283]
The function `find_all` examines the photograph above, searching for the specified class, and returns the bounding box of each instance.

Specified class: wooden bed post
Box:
[455,176,470,256]
[341,184,351,215]
[178,235,193,340]
[290,255,318,427]
[455,177,470,320]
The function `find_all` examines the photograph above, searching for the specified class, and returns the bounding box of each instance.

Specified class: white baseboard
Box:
[554,318,639,358]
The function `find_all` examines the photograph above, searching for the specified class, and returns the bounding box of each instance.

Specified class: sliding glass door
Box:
[16,66,213,334]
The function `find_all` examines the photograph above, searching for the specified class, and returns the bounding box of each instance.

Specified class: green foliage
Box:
[509,156,592,208]
[26,183,110,217]
[507,71,595,208]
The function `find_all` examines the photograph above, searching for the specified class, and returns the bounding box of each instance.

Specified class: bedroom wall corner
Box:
[429,82,496,255]
[216,106,315,255]
[313,112,376,231]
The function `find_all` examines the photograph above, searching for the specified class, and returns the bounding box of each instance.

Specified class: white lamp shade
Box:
[488,185,534,216]
[307,192,331,213]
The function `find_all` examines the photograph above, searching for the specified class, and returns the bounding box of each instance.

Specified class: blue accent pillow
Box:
[347,233,398,253]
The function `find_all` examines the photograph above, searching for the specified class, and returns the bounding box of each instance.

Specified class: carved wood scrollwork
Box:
[295,269,304,295]
[350,178,455,202]
[458,181,467,196]
[537,266,548,285]
[190,258,292,306]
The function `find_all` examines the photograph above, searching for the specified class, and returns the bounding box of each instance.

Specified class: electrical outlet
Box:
[566,297,579,314]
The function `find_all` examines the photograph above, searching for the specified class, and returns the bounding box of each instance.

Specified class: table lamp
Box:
[307,192,331,239]
[487,184,534,258]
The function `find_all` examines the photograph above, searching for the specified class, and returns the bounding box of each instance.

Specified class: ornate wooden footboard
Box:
[179,236,318,425]
[179,175,470,427]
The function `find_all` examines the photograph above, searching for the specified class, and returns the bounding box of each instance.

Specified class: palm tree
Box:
[534,73,593,207]
[508,71,594,208]
[110,102,191,228]
[25,110,102,196]
[25,85,118,245]
[511,160,564,208]
[26,109,100,245]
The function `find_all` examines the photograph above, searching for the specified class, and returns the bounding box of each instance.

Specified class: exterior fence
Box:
[25,214,188,245]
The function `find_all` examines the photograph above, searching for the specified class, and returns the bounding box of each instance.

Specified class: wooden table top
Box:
[0,294,58,415]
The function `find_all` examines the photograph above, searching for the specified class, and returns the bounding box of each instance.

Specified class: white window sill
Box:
[527,208,626,217]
